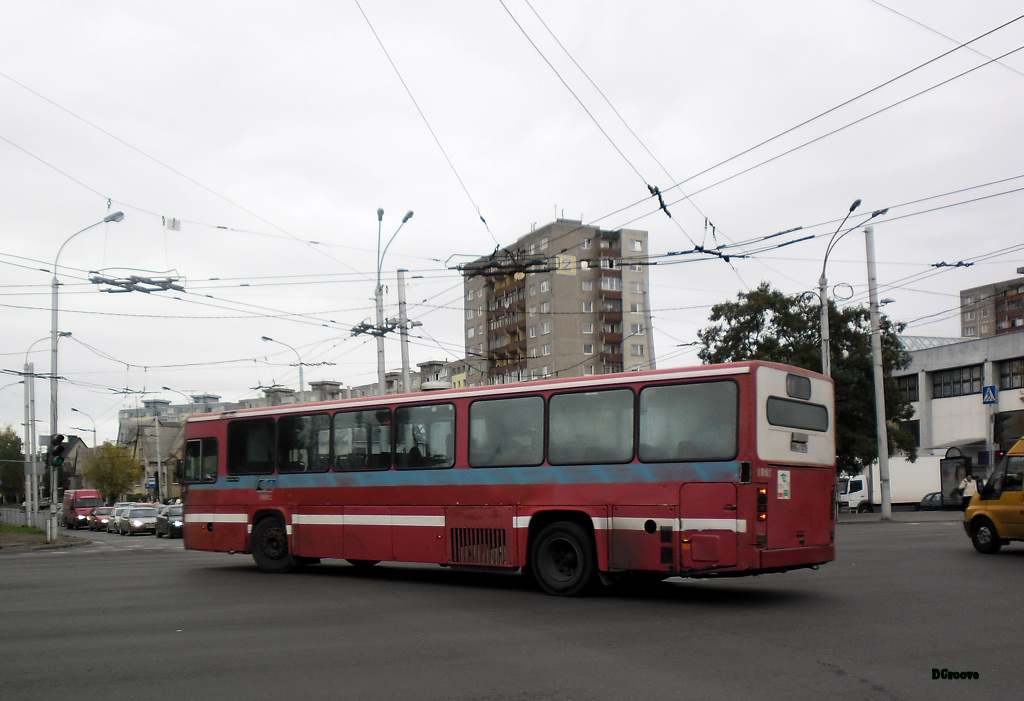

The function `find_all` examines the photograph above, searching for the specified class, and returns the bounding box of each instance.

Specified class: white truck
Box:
[836,455,964,512]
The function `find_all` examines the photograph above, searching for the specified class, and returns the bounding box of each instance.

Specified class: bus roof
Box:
[184,361,828,425]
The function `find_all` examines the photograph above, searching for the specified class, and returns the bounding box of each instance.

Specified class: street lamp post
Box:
[70,407,97,447]
[50,211,124,504]
[818,200,861,377]
[161,386,194,407]
[375,209,413,395]
[261,336,304,398]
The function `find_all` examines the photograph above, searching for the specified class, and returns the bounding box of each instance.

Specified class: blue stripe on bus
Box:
[186,462,740,491]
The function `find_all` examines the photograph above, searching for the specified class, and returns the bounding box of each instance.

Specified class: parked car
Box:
[119,505,158,535]
[87,506,113,531]
[916,492,960,511]
[155,504,183,538]
[107,503,134,533]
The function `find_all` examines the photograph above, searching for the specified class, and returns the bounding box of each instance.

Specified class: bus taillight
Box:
[757,487,768,521]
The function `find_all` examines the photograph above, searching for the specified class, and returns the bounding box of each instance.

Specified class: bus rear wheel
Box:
[251,517,294,573]
[530,522,597,597]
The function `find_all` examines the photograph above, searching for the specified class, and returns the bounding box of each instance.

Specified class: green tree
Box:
[698,282,916,474]
[1,425,24,504]
[81,442,143,503]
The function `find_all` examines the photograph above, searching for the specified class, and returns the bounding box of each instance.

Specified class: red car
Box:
[87,506,113,531]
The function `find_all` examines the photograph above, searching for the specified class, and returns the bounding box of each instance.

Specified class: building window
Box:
[540,300,551,314]
[630,302,643,313]
[963,310,976,321]
[541,321,552,335]
[583,343,594,354]
[527,305,537,317]
[539,237,549,250]
[541,343,551,356]
[1000,357,1024,390]
[600,277,622,291]
[467,309,474,320]
[631,239,643,251]
[581,238,591,250]
[467,327,475,339]
[528,326,537,339]
[583,365,595,376]
[932,365,983,398]
[582,301,594,313]
[964,326,977,336]
[629,281,643,293]
[540,280,550,293]
[529,285,536,297]
[631,344,645,356]
[600,258,618,270]
[630,323,644,335]
[582,322,594,334]
[581,280,593,292]
[600,239,611,249]
[897,374,919,402]
[629,263,643,272]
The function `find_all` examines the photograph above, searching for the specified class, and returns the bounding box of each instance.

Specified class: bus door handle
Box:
[723,505,737,511]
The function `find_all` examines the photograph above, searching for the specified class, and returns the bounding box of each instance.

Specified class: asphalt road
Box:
[1,517,1017,701]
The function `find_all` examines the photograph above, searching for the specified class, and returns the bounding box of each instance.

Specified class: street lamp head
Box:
[103,211,125,223]
[849,199,862,213]
[261,336,273,342]
[402,211,414,223]
[872,208,889,217]
[377,208,384,222]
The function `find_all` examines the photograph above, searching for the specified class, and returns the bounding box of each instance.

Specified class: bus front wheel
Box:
[971,518,1002,554]
[251,517,294,573]
[530,521,597,597]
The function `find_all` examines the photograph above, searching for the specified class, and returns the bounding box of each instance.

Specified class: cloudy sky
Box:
[2,0,1023,444]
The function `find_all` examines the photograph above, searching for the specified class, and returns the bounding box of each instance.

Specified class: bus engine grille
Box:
[450,528,509,566]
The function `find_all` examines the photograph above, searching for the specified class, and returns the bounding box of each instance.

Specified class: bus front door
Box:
[679,482,738,569]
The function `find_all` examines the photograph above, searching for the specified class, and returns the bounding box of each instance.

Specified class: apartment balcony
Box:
[599,330,623,344]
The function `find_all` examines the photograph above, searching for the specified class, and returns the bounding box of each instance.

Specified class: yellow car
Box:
[965,437,1024,553]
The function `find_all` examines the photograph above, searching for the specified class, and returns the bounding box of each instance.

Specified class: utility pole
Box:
[398,268,412,393]
[865,225,892,520]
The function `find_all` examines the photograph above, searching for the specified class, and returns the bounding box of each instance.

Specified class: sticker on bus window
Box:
[777,470,791,500]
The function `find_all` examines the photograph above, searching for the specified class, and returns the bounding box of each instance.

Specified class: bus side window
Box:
[469,395,544,467]
[548,389,633,465]
[278,413,330,473]
[638,381,738,462]
[184,438,218,483]
[333,410,391,471]
[227,418,275,475]
[395,404,455,469]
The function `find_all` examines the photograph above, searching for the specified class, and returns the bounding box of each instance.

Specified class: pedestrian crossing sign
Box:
[982,386,997,404]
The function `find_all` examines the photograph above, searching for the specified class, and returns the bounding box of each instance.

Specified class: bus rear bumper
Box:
[760,544,834,570]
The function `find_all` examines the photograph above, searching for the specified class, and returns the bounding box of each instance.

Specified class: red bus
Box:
[180,361,835,595]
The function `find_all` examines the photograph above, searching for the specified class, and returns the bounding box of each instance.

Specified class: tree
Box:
[0,425,24,504]
[698,282,916,474]
[81,442,144,503]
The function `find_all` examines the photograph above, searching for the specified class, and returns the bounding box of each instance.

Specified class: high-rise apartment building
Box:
[462,219,656,386]
[960,277,1024,338]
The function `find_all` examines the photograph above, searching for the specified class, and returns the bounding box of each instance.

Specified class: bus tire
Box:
[970,518,1002,554]
[251,516,294,573]
[530,521,597,597]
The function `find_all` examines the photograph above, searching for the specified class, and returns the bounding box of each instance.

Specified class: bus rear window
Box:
[766,397,829,432]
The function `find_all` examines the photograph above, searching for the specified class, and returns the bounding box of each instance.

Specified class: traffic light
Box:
[50,434,66,468]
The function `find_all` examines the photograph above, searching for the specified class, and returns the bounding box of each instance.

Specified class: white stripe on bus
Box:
[187,512,746,534]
